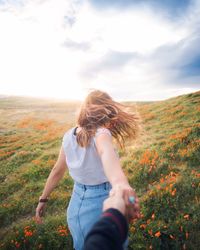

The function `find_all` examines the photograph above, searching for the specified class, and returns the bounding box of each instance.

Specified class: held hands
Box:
[103,184,140,222]
[103,187,126,215]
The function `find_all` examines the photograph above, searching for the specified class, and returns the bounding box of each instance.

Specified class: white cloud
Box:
[0,0,86,100]
[0,0,199,101]
[65,2,187,53]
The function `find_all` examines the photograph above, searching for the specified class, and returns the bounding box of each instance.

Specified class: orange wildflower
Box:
[32,159,41,165]
[57,225,68,236]
[155,231,161,237]
[139,150,151,165]
[157,185,161,190]
[140,224,146,229]
[25,231,33,237]
[146,219,151,224]
[160,177,164,183]
[171,189,176,196]
[24,226,33,237]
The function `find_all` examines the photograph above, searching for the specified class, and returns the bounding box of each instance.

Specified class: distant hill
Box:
[0,91,199,250]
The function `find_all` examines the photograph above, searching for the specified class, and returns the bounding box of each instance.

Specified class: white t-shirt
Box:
[62,127,112,185]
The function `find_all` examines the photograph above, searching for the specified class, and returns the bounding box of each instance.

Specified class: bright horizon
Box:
[0,89,199,103]
[0,0,200,101]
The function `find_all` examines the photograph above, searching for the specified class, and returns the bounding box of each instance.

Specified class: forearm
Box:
[101,150,129,187]
[110,168,129,187]
[40,167,65,198]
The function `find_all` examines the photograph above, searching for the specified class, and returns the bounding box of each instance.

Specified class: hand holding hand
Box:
[103,186,126,215]
[109,184,140,222]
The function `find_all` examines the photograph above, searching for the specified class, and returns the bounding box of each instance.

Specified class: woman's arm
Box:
[35,146,67,223]
[95,133,140,221]
[39,146,67,199]
[95,133,128,187]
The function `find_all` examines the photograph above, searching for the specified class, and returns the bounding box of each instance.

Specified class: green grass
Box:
[0,91,200,249]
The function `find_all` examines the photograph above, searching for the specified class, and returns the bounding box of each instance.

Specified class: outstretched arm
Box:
[95,132,140,220]
[95,133,128,187]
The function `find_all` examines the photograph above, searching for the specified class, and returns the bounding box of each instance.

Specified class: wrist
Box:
[39,198,48,203]
[112,177,129,187]
[39,195,49,202]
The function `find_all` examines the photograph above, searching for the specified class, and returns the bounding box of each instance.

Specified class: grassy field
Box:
[0,92,200,249]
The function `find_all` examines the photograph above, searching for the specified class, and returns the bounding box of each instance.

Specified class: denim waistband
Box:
[74,181,111,190]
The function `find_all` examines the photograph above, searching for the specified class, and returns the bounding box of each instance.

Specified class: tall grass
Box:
[0,92,199,249]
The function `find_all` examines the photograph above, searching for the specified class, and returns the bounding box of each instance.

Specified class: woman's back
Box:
[62,127,111,185]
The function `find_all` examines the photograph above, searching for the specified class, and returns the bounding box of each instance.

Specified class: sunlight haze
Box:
[0,0,199,101]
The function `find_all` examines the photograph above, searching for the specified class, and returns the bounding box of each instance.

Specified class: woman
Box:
[35,90,140,250]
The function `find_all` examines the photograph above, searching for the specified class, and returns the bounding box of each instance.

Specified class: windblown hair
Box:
[76,90,141,148]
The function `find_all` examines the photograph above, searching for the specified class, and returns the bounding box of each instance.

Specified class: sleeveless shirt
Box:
[62,127,112,185]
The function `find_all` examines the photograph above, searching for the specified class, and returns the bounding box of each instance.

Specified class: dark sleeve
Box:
[83,208,128,250]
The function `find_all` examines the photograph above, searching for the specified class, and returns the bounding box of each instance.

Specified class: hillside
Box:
[0,91,200,249]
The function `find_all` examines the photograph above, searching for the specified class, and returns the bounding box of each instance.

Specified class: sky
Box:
[0,0,200,101]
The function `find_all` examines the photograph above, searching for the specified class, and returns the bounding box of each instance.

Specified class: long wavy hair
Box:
[76,90,141,148]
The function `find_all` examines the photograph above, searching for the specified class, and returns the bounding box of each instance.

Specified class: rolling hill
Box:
[0,91,200,249]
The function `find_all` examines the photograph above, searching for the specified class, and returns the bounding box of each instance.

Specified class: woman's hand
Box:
[109,184,140,222]
[103,187,126,215]
[35,199,47,224]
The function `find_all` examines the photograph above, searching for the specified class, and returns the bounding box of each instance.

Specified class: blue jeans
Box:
[67,182,128,250]
[67,181,129,250]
